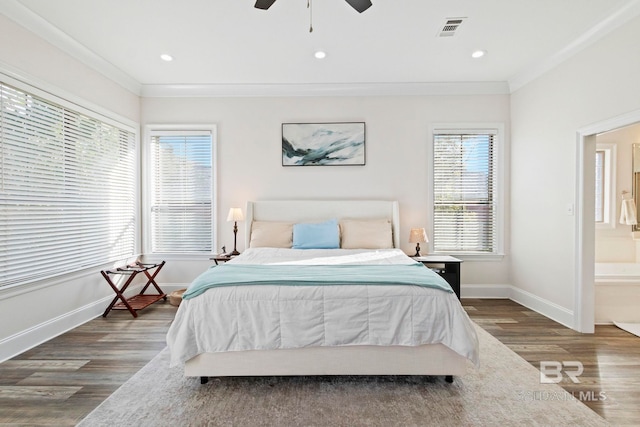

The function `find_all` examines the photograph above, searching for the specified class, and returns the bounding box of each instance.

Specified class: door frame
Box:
[575,108,640,332]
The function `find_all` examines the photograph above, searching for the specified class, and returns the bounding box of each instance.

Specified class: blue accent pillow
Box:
[292,219,340,249]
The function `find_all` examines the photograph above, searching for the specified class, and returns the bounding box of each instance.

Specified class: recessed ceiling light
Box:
[160,54,174,62]
[314,51,326,59]
[471,50,486,59]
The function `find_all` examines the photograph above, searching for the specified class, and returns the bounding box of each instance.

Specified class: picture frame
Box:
[282,122,366,166]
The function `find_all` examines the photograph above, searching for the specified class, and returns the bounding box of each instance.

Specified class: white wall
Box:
[595,123,640,263]
[141,95,511,288]
[510,14,640,325]
[0,14,141,361]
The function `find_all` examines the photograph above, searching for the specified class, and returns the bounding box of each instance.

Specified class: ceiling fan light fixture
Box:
[255,0,371,13]
[254,0,277,10]
[345,0,372,13]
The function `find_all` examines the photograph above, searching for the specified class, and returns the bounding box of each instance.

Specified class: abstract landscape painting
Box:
[282,122,365,166]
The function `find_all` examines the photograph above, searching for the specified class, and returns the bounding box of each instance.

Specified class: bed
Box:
[166,200,479,383]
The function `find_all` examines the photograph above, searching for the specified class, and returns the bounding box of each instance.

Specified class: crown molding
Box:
[509,0,640,93]
[1,0,142,95]
[140,81,510,98]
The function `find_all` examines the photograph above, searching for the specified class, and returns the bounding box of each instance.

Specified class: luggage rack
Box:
[101,261,166,318]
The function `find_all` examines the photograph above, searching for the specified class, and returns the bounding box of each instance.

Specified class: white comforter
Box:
[166,248,479,367]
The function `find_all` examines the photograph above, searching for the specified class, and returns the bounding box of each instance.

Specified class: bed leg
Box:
[445,375,454,383]
[200,376,209,384]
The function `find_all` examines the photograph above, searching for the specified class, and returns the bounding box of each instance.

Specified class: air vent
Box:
[438,18,466,37]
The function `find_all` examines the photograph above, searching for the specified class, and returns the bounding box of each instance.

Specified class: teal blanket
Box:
[182,264,453,300]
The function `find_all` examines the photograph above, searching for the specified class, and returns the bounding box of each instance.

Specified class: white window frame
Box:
[428,123,505,261]
[595,143,616,229]
[142,124,217,258]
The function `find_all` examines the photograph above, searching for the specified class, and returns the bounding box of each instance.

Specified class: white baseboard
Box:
[161,283,190,293]
[0,295,112,363]
[0,283,157,363]
[463,284,575,329]
[508,287,574,329]
[461,284,511,299]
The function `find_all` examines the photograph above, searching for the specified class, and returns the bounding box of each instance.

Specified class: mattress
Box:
[166,248,479,367]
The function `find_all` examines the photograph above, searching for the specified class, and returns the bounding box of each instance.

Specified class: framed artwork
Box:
[282,122,365,166]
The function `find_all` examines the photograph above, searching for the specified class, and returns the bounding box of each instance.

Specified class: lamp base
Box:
[229,221,240,256]
[413,243,422,257]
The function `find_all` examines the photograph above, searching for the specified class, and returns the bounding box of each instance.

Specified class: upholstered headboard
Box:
[244,200,400,249]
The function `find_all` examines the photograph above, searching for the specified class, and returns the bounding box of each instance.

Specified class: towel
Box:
[620,198,638,225]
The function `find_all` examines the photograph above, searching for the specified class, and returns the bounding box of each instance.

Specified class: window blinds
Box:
[150,131,213,253]
[0,82,136,288]
[433,133,496,253]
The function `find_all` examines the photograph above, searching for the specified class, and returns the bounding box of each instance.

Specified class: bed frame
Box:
[184,200,468,383]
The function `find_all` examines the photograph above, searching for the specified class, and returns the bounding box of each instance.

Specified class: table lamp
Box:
[409,228,428,257]
[226,207,244,256]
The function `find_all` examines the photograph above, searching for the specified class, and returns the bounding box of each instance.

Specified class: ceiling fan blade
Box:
[255,0,277,10]
[345,0,372,13]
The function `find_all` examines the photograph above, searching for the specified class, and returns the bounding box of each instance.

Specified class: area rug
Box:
[77,325,608,427]
[613,321,640,338]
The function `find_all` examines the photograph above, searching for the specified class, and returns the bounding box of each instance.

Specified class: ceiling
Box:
[2,0,640,96]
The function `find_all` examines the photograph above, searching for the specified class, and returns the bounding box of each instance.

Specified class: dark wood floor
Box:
[1,299,639,426]
[0,303,175,426]
[467,298,640,426]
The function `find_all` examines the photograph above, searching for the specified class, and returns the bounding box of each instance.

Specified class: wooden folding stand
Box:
[101,261,167,318]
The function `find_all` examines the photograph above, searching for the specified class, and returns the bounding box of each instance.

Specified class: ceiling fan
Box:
[254,0,372,13]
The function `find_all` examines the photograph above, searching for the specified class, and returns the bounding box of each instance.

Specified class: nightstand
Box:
[209,254,235,265]
[412,255,462,300]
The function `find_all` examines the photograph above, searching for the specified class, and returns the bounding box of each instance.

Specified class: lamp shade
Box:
[409,228,428,243]
[227,207,244,222]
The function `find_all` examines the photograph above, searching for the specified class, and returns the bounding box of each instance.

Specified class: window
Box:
[0,81,137,288]
[595,150,605,222]
[594,143,615,227]
[432,130,499,254]
[149,129,215,253]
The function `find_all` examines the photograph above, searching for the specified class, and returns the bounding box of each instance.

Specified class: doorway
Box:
[576,109,640,332]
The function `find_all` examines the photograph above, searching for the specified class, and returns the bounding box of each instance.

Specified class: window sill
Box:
[142,253,216,262]
[430,252,505,262]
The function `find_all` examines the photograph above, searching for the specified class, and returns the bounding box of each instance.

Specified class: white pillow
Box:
[340,219,394,249]
[249,221,293,248]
